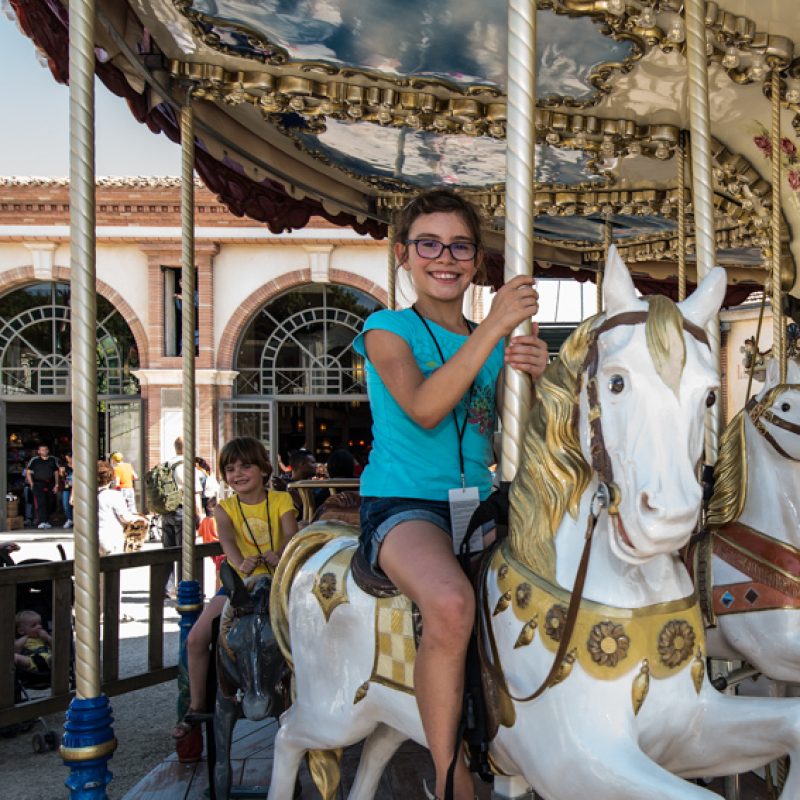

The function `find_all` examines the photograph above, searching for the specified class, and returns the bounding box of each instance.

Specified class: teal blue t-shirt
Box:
[354,308,504,502]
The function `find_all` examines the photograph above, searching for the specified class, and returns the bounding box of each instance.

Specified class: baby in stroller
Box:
[14,610,52,687]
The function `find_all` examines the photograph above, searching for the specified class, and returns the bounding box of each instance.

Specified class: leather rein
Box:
[481,310,709,703]
[745,385,800,462]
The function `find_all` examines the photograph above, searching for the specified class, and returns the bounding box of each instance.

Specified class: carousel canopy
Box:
[8,0,800,300]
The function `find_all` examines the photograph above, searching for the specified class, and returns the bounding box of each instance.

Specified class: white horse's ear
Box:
[764,357,781,390]
[677,267,727,328]
[602,245,641,317]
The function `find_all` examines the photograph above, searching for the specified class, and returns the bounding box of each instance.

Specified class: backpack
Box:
[144,459,182,514]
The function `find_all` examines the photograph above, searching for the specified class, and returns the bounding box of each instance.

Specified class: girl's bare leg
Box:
[379,522,475,800]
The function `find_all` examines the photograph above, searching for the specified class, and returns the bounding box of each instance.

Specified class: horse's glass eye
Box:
[782,402,791,413]
[706,391,716,408]
[608,375,625,394]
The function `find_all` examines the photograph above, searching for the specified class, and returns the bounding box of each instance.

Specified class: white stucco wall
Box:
[213,241,390,353]
[96,244,150,329]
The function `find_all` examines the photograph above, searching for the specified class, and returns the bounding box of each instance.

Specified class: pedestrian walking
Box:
[25,444,59,529]
[111,451,139,513]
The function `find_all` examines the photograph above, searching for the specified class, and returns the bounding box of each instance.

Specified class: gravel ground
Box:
[0,531,210,799]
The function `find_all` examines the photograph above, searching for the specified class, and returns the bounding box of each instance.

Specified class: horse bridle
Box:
[481,310,710,703]
[745,385,800,462]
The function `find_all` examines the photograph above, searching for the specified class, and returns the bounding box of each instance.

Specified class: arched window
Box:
[0,282,140,396]
[235,284,381,397]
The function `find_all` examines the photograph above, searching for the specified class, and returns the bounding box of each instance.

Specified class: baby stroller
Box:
[1,542,72,752]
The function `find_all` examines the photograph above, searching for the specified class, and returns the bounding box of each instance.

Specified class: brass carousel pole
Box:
[771,67,786,383]
[387,224,396,310]
[499,0,536,484]
[677,131,687,302]
[61,0,117,795]
[684,0,721,462]
[598,212,611,313]
[174,98,203,761]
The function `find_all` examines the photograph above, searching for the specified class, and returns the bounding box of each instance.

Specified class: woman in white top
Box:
[97,460,141,555]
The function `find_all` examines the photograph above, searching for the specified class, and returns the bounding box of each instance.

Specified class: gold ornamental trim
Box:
[60,738,118,762]
[311,546,353,622]
[175,603,204,613]
[493,542,705,681]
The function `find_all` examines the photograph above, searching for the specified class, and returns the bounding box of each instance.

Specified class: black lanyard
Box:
[236,493,273,554]
[411,305,475,487]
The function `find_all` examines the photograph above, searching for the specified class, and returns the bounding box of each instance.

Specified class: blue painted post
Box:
[175,578,204,762]
[61,695,116,799]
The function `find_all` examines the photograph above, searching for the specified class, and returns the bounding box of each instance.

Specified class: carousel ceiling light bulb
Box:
[654,141,670,159]
[626,140,642,157]
[659,200,672,216]
[546,131,561,145]
[749,55,767,81]
[575,130,588,148]
[600,136,616,158]
[706,33,715,57]
[786,86,800,104]
[667,19,685,43]
[607,0,626,16]
[722,46,740,70]
[638,6,656,27]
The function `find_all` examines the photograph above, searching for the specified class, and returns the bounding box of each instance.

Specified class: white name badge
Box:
[448,486,482,555]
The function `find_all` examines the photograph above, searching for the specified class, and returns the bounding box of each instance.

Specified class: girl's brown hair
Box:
[392,189,486,281]
[219,436,273,487]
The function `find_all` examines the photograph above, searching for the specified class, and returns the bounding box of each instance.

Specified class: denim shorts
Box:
[359,496,492,572]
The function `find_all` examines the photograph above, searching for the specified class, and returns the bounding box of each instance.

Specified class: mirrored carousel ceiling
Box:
[176,2,633,98]
[8,0,800,298]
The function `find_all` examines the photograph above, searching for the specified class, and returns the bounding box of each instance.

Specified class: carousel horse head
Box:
[510,245,727,578]
[708,356,800,528]
[217,561,286,721]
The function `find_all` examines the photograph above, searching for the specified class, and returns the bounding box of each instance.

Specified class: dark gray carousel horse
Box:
[213,561,288,799]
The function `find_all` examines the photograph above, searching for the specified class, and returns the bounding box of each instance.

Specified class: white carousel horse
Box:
[266,247,800,800]
[698,357,800,681]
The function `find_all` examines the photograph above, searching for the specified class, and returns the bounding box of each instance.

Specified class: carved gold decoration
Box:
[494,590,513,616]
[271,523,359,669]
[311,547,353,622]
[493,543,706,682]
[545,604,569,642]
[514,617,539,649]
[691,648,705,694]
[631,659,651,716]
[353,682,369,704]
[551,648,578,686]
[657,620,696,668]
[515,582,533,609]
[587,620,630,667]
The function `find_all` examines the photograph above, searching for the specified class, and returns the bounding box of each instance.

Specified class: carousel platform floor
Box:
[122,716,772,800]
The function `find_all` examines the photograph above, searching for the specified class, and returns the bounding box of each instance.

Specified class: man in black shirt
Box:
[26,444,59,529]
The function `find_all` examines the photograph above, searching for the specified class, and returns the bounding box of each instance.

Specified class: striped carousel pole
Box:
[61,0,117,795]
[677,131,687,302]
[499,0,536,484]
[387,224,397,310]
[684,0,721,462]
[174,98,204,761]
[770,67,786,384]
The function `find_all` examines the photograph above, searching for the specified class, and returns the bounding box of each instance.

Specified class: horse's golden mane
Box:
[706,410,747,526]
[508,295,688,579]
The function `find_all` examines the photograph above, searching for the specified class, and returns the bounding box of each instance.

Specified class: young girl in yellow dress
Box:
[173,436,298,741]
